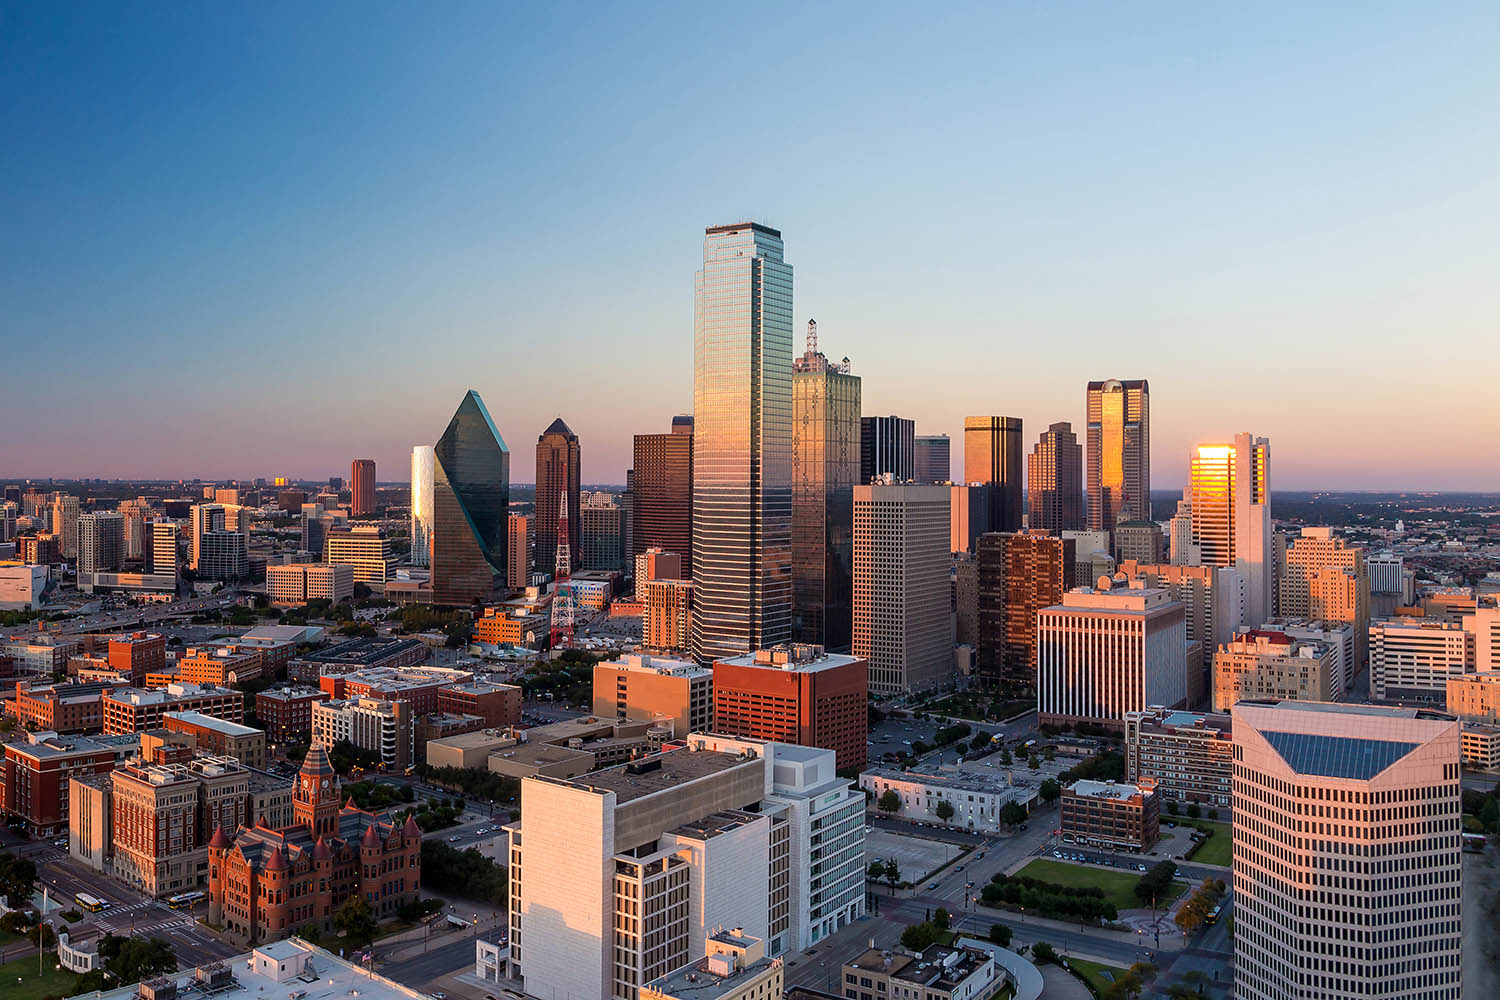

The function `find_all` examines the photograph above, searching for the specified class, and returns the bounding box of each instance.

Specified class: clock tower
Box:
[293,742,341,837]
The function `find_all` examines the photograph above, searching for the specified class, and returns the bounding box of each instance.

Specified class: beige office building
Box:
[266,562,354,606]
[1232,701,1461,1000]
[1448,672,1500,723]
[592,653,713,737]
[323,526,391,583]
[507,513,532,589]
[1467,605,1500,673]
[852,483,952,696]
[1280,527,1370,667]
[1187,434,1272,627]
[1213,630,1337,711]
[1369,618,1472,702]
[641,931,784,1000]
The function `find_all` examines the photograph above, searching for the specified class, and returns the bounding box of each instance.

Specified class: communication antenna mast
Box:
[549,493,575,648]
[805,319,817,356]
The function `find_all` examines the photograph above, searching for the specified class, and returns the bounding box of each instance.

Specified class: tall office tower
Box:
[0,502,16,543]
[431,389,510,606]
[619,469,635,572]
[1085,378,1150,535]
[712,643,868,770]
[859,415,914,483]
[1213,630,1339,711]
[77,512,125,575]
[350,459,376,516]
[1189,433,1272,626]
[1027,422,1083,531]
[852,483,952,696]
[1368,552,1405,596]
[791,321,860,649]
[974,533,1009,683]
[324,525,392,583]
[51,494,80,559]
[118,500,148,560]
[1368,619,1472,702]
[1118,561,1247,705]
[632,417,694,577]
[1280,527,1371,667]
[913,434,950,484]
[690,222,794,664]
[948,483,991,554]
[2,486,17,504]
[953,553,979,646]
[535,418,581,580]
[636,547,682,584]
[1114,521,1164,564]
[1166,497,1197,565]
[191,504,248,580]
[1232,701,1461,1000]
[580,497,625,572]
[506,513,532,589]
[1467,605,1500,673]
[1036,580,1187,730]
[409,445,434,567]
[328,475,344,491]
[148,521,179,577]
[963,416,1023,532]
[300,504,347,561]
[190,504,223,570]
[1001,531,1075,678]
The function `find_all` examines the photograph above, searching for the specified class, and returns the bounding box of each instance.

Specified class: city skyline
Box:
[4,4,1498,489]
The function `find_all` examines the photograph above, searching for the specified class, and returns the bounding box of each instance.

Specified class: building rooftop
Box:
[716,643,864,673]
[292,636,426,665]
[1069,779,1151,800]
[165,710,261,737]
[611,653,712,678]
[645,946,778,1000]
[5,733,117,760]
[669,809,764,842]
[861,765,1036,800]
[106,683,239,705]
[256,685,328,702]
[1259,730,1421,780]
[560,747,757,805]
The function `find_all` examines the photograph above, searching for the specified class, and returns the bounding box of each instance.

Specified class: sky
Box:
[3,2,1498,489]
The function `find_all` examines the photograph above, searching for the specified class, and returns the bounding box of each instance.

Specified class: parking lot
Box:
[865,827,968,883]
[867,717,942,762]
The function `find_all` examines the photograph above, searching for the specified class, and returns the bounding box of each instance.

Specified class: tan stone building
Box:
[641,931,783,1000]
[592,653,712,737]
[1213,630,1337,712]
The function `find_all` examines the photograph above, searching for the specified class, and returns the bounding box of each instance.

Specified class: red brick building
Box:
[318,667,472,716]
[436,680,522,728]
[255,686,331,743]
[0,733,120,837]
[713,644,868,771]
[208,744,421,945]
[4,681,112,733]
[178,646,263,687]
[108,632,167,685]
[103,683,245,734]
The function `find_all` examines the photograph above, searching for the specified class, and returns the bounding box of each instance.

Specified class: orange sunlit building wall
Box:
[712,643,867,771]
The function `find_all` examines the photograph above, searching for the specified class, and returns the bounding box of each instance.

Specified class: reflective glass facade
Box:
[1027,421,1083,531]
[1086,379,1150,533]
[691,223,794,663]
[792,352,860,650]
[535,418,581,576]
[963,416,1023,532]
[409,445,434,567]
[632,422,693,576]
[431,390,509,606]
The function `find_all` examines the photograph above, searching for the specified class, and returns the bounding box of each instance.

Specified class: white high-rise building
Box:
[852,482,952,696]
[1368,552,1405,596]
[505,735,864,1000]
[1232,701,1462,1000]
[77,511,124,575]
[410,445,434,567]
[1369,618,1473,701]
[1188,433,1271,626]
[1166,497,1198,565]
[51,494,80,560]
[1037,580,1187,730]
[148,521,179,577]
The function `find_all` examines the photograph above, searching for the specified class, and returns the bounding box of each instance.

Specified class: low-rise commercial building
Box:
[858,766,1037,833]
[312,695,413,769]
[254,686,331,742]
[164,711,268,769]
[842,943,999,1000]
[1461,724,1500,771]
[1124,707,1232,809]
[0,732,128,837]
[436,680,522,728]
[286,636,428,682]
[593,653,713,737]
[1370,618,1473,702]
[714,644,868,771]
[1212,630,1338,712]
[1448,672,1500,724]
[3,633,81,676]
[1060,778,1160,852]
[178,645,263,687]
[642,931,784,1000]
[318,665,474,715]
[4,680,111,733]
[266,562,354,606]
[473,606,548,647]
[102,683,245,734]
[107,632,167,684]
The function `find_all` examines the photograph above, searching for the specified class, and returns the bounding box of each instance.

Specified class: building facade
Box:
[255,686,331,742]
[1061,777,1160,852]
[963,416,1022,532]
[1281,527,1370,666]
[691,223,794,664]
[535,417,582,580]
[1231,701,1461,1000]
[859,415,914,484]
[913,434,950,485]
[1188,434,1272,627]
[1124,708,1233,808]
[633,418,694,577]
[410,445,434,567]
[266,562,354,606]
[592,653,713,737]
[350,459,376,517]
[505,513,532,588]
[1369,618,1472,702]
[644,579,694,653]
[852,483,952,696]
[1085,379,1150,534]
[713,644,867,771]
[1027,421,1083,531]
[1213,630,1338,712]
[431,390,510,606]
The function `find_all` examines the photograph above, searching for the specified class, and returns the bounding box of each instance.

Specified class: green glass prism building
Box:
[691,222,794,663]
[431,389,510,606]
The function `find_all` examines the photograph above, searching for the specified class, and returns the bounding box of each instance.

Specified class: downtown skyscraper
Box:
[1189,432,1273,626]
[431,389,509,606]
[691,222,794,664]
[1027,421,1083,531]
[350,458,376,516]
[632,415,694,577]
[535,418,580,577]
[963,415,1023,532]
[409,445,434,567]
[792,320,860,650]
[1086,379,1150,534]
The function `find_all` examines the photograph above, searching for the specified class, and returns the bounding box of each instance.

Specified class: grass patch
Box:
[1181,821,1232,866]
[0,954,81,1000]
[1067,958,1126,995]
[1017,859,1184,911]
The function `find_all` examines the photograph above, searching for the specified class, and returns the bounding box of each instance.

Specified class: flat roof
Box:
[1069,779,1148,800]
[705,221,782,237]
[562,748,757,805]
[716,646,864,673]
[165,710,260,737]
[293,636,426,663]
[646,949,778,999]
[861,765,1035,798]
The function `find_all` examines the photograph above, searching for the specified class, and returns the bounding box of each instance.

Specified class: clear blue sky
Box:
[4,2,1497,488]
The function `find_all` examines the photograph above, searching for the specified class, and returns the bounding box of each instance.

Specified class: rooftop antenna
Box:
[805,319,817,356]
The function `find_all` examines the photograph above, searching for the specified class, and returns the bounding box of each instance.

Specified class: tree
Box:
[867,860,886,882]
[878,789,902,813]
[334,894,377,947]
[1027,753,1040,769]
[0,853,37,906]
[1480,797,1499,832]
[933,907,950,930]
[1044,746,1055,761]
[987,922,1012,947]
[1165,800,1179,816]
[999,749,1013,765]
[104,936,176,984]
[1031,941,1058,965]
[1186,802,1202,820]
[1039,779,1061,805]
[884,860,902,892]
[1000,801,1028,829]
[1135,861,1178,906]
[1207,808,1220,821]
[911,741,931,756]
[900,922,938,950]
[935,800,955,822]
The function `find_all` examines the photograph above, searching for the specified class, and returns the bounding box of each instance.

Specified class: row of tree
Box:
[1174,878,1226,933]
[980,872,1118,922]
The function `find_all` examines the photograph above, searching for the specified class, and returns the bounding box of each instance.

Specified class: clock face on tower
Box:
[322,778,329,788]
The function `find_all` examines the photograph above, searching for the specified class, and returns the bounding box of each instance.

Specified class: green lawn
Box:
[0,954,82,1000]
[1017,858,1185,911]
[1067,958,1126,994]
[1184,821,1233,866]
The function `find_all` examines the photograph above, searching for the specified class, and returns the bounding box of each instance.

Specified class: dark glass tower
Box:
[431,390,510,606]
[1027,421,1084,530]
[535,418,581,578]
[964,415,1023,532]
[859,415,915,483]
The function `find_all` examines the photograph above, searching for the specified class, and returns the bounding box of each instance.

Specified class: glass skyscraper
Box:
[691,222,794,664]
[963,415,1024,532]
[792,322,860,650]
[410,445,434,567]
[1086,378,1151,533]
[431,390,510,606]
